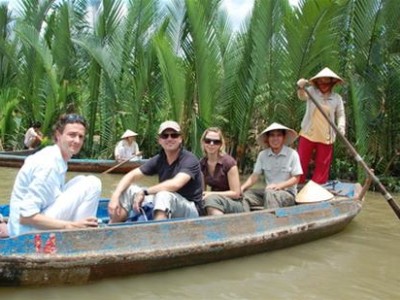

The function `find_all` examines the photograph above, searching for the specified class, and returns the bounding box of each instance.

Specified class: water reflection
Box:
[0,167,399,299]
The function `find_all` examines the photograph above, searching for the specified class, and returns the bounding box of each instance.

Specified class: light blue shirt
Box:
[8,145,67,237]
[253,145,303,195]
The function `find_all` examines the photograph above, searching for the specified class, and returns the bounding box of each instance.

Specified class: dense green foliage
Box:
[0,0,399,185]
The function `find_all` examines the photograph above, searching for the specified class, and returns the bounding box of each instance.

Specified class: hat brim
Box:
[257,124,298,148]
[309,67,344,84]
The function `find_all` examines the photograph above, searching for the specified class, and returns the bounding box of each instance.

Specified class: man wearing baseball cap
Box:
[108,120,203,222]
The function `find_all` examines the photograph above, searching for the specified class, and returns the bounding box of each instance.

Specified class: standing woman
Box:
[296,67,346,184]
[200,127,243,215]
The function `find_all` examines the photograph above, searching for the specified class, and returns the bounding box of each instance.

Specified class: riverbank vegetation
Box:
[0,0,399,189]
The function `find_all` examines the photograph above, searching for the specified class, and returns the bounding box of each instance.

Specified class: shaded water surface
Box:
[0,167,399,299]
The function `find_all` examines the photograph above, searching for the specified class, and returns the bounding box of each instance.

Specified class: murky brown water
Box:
[0,167,399,299]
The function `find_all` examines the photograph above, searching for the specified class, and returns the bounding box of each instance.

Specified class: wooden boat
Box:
[0,149,38,156]
[0,151,145,174]
[0,181,369,286]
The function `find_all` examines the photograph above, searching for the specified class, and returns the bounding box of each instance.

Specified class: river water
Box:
[0,167,399,299]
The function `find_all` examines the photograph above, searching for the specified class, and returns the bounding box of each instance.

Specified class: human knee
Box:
[153,191,174,210]
[86,175,102,191]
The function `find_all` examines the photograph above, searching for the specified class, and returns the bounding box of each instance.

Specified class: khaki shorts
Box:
[119,185,198,219]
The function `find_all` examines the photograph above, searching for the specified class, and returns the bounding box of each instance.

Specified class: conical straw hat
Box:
[257,122,298,148]
[121,129,138,139]
[296,180,334,204]
[309,67,344,84]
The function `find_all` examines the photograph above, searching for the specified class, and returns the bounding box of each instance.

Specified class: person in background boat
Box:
[24,121,43,149]
[200,127,243,215]
[114,129,142,162]
[6,114,101,237]
[241,123,303,210]
[296,67,346,184]
[108,120,203,222]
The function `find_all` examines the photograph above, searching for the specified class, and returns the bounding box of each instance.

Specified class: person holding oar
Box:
[114,129,142,162]
[296,67,346,184]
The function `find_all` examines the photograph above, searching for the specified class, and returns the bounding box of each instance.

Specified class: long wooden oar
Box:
[303,87,400,219]
[102,156,134,175]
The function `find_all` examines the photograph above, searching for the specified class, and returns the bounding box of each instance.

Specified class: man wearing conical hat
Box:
[241,123,303,210]
[114,129,142,162]
[296,67,346,184]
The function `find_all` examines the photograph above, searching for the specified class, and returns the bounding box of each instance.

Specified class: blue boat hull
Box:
[0,190,362,286]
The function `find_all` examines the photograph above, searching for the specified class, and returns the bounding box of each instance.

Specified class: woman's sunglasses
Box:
[204,138,222,145]
[159,133,181,139]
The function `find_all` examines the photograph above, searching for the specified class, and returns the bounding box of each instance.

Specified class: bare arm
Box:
[241,173,259,193]
[20,213,98,230]
[266,175,300,191]
[132,172,191,212]
[109,168,144,218]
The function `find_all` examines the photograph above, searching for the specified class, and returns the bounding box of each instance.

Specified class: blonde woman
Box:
[200,128,243,215]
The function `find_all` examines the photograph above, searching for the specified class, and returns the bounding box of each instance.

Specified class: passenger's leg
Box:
[152,191,198,220]
[44,175,101,221]
[264,190,295,209]
[204,194,245,215]
[242,189,265,211]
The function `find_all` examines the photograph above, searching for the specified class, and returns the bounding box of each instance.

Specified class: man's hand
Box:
[297,78,308,89]
[108,194,122,221]
[133,190,145,212]
[266,183,282,191]
[65,217,98,229]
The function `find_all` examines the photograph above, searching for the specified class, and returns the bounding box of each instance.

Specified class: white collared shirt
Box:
[8,145,67,236]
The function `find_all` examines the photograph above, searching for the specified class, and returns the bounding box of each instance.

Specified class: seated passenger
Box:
[241,123,303,210]
[24,121,43,149]
[114,129,142,162]
[7,114,101,237]
[200,127,243,215]
[108,120,204,222]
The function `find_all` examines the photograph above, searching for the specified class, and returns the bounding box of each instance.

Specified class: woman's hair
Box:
[200,127,226,156]
[52,114,87,141]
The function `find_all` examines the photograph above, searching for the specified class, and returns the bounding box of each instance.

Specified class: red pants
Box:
[298,136,333,184]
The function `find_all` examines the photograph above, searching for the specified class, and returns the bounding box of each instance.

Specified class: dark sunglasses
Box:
[204,138,222,145]
[65,114,86,124]
[63,114,87,127]
[159,133,181,139]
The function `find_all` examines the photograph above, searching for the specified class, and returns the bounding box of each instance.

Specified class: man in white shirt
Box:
[7,114,101,237]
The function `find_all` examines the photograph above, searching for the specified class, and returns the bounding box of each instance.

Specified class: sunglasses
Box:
[159,133,181,139]
[62,114,87,127]
[204,138,222,145]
